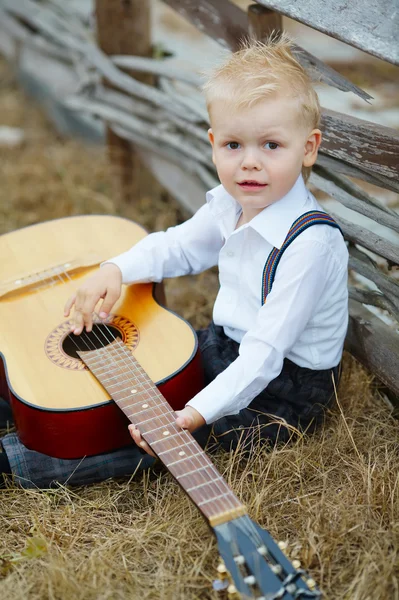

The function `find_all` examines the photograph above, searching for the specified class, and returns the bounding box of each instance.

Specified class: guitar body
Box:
[0,215,203,458]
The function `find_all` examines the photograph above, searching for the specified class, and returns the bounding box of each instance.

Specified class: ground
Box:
[0,56,398,600]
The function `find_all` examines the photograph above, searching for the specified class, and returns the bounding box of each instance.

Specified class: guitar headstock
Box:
[213,515,321,599]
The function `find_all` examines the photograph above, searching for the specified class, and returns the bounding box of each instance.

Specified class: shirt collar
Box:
[206,175,309,249]
[249,175,309,248]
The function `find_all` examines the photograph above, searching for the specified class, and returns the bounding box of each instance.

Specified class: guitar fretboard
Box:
[78,338,246,526]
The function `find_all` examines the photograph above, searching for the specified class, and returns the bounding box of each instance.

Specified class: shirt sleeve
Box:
[187,239,342,423]
[103,203,223,284]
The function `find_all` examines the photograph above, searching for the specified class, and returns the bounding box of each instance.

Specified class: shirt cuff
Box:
[101,249,154,284]
[186,382,240,424]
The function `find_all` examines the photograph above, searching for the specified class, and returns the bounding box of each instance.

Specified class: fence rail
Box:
[0,0,398,398]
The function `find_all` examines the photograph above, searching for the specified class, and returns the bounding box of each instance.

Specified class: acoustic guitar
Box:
[1,215,321,598]
[0,215,203,458]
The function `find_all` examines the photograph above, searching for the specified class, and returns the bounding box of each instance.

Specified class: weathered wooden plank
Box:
[349,287,399,324]
[65,95,213,165]
[320,109,399,185]
[346,300,399,398]
[310,170,399,233]
[348,249,399,314]
[160,0,372,101]
[316,154,399,195]
[255,0,399,65]
[331,211,399,266]
[312,166,398,218]
[111,55,203,87]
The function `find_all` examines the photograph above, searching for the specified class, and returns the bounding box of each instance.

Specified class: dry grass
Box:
[0,58,398,600]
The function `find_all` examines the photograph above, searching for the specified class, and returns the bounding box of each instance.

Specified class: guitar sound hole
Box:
[62,324,122,359]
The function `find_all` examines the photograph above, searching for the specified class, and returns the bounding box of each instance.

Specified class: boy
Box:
[0,35,348,487]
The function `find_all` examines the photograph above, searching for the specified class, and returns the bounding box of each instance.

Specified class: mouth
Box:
[238,181,267,188]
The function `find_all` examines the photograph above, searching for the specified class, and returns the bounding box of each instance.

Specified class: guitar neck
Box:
[78,338,246,526]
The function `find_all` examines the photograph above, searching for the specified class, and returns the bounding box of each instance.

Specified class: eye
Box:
[265,142,279,150]
[226,142,240,150]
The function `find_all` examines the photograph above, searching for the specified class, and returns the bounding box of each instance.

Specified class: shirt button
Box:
[227,251,234,257]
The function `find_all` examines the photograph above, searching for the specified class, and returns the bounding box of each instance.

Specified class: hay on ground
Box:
[0,58,398,600]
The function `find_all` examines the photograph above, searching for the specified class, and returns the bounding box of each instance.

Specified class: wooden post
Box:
[247,4,282,41]
[95,0,152,204]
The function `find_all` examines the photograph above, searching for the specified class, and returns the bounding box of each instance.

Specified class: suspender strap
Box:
[261,210,342,306]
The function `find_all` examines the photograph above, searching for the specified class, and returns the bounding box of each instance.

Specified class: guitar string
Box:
[40,270,297,584]
[38,268,282,584]
[68,325,306,596]
[56,269,238,513]
[33,269,300,593]
[78,325,239,513]
[64,303,309,595]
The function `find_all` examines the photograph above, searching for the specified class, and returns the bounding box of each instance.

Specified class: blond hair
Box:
[203,33,321,181]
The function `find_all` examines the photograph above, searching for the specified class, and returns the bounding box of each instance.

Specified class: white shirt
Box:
[108,175,349,424]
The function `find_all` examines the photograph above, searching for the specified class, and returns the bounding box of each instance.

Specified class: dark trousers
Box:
[194,323,340,453]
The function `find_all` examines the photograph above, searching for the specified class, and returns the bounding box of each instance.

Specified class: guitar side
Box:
[0,215,203,458]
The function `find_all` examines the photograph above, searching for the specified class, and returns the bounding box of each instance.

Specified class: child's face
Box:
[208,95,321,223]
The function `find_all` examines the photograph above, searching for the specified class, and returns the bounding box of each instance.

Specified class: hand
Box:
[64,263,122,334]
[129,405,206,457]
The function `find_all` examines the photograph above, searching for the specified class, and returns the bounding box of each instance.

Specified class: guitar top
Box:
[0,215,203,457]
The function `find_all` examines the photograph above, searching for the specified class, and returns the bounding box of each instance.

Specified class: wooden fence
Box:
[0,0,398,400]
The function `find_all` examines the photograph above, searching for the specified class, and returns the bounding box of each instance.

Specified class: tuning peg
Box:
[271,564,283,575]
[306,577,317,589]
[278,540,288,551]
[216,562,228,579]
[292,559,301,569]
[227,584,240,599]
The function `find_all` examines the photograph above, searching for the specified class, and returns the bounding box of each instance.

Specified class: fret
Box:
[128,414,171,428]
[167,451,203,467]
[119,400,151,412]
[116,391,157,406]
[198,492,234,507]
[101,375,138,385]
[84,355,131,369]
[106,376,156,390]
[186,476,225,492]
[143,421,178,435]
[174,463,215,480]
[78,339,247,525]
[102,376,155,391]
[147,431,184,446]
[106,382,156,394]
[126,408,175,423]
[117,398,163,413]
[156,439,199,456]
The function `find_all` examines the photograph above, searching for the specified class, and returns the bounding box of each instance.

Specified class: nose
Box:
[241,148,262,170]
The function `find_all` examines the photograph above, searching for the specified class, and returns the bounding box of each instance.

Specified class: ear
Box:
[303,129,322,168]
[208,128,216,164]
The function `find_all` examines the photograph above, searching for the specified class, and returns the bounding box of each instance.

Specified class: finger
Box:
[99,290,120,319]
[79,295,101,332]
[139,441,156,458]
[175,415,193,430]
[73,314,93,334]
[64,294,76,317]
[128,425,156,457]
[128,424,141,443]
[70,312,85,335]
